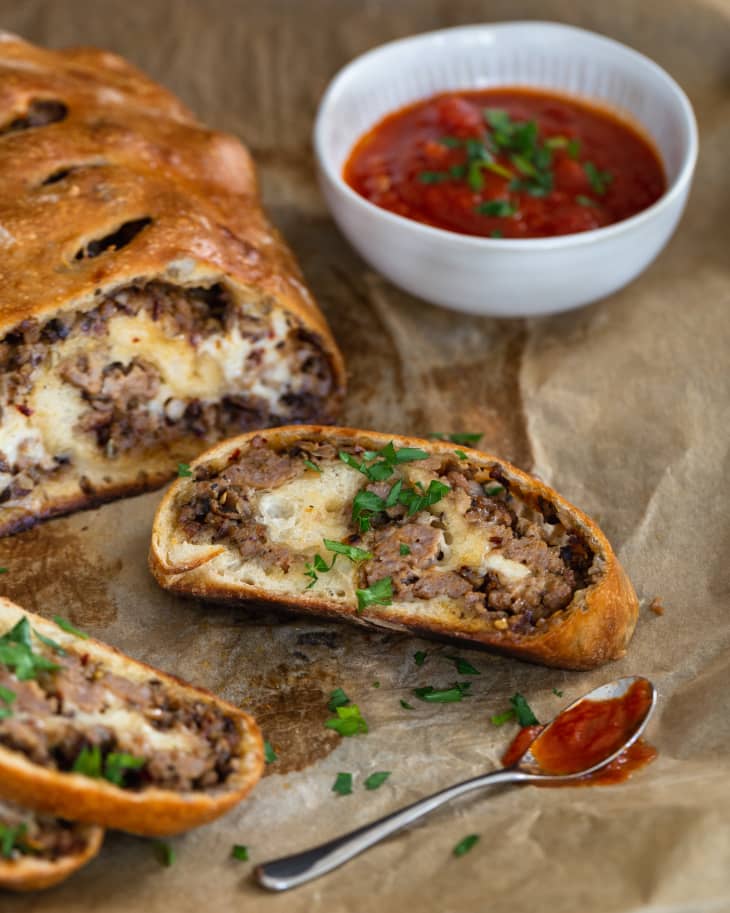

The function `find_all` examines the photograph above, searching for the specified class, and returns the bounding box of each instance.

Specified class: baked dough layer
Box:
[0,33,345,534]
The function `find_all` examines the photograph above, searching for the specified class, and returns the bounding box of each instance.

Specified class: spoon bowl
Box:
[256,675,657,892]
[517,675,657,779]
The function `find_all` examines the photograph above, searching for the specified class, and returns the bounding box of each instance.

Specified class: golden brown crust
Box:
[0,599,265,836]
[150,426,639,670]
[0,33,345,537]
[0,821,103,892]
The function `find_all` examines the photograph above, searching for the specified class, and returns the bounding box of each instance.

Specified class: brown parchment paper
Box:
[1,1,729,911]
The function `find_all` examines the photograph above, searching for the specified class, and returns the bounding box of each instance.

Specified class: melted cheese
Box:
[0,302,300,492]
[256,462,360,552]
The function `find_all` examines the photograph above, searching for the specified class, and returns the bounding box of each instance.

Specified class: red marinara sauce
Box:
[343,88,666,239]
[501,679,657,786]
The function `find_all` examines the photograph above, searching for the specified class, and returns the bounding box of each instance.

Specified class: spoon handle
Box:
[256,766,530,891]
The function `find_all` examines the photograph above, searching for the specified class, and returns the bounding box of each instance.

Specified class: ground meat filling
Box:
[0,801,88,861]
[178,435,298,566]
[0,649,243,793]
[173,437,596,635]
[0,281,334,499]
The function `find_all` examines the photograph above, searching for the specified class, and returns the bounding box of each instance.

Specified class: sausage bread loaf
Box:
[0,800,103,892]
[0,599,263,835]
[0,33,344,536]
[150,427,639,670]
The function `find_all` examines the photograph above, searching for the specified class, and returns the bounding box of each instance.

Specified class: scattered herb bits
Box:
[428,432,483,446]
[356,577,393,614]
[453,834,480,857]
[264,740,277,764]
[414,651,427,667]
[400,699,415,710]
[0,685,15,720]
[177,462,193,478]
[414,682,472,703]
[327,687,350,712]
[364,771,391,791]
[325,704,368,737]
[232,844,249,861]
[552,687,564,698]
[154,841,175,867]
[446,655,480,676]
[490,692,540,726]
[303,459,321,473]
[332,772,353,796]
[52,615,89,639]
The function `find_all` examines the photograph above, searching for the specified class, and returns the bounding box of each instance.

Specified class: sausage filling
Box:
[0,281,334,505]
[175,435,597,633]
[0,631,243,792]
[0,800,89,861]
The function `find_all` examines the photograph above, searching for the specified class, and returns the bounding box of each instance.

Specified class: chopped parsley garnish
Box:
[453,834,480,857]
[446,655,480,676]
[414,650,427,667]
[552,687,564,697]
[323,539,373,562]
[264,740,277,764]
[72,745,145,785]
[32,628,65,655]
[154,841,175,867]
[303,459,321,473]
[511,693,539,726]
[400,699,415,710]
[490,692,540,727]
[576,194,597,207]
[454,450,468,460]
[584,161,613,195]
[103,752,146,786]
[364,771,391,791]
[428,432,483,446]
[399,479,450,516]
[332,772,353,796]
[0,617,60,681]
[0,568,7,575]
[413,681,472,703]
[0,685,15,720]
[372,680,380,688]
[490,709,517,727]
[177,462,193,478]
[339,442,429,487]
[356,577,393,614]
[476,199,517,218]
[484,483,505,496]
[0,823,27,859]
[327,687,350,712]
[490,229,503,239]
[53,615,89,639]
[419,170,450,184]
[303,553,335,589]
[72,745,103,779]
[399,543,411,556]
[325,703,368,736]
[232,844,249,861]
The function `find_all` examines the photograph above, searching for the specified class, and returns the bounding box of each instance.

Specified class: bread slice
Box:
[0,800,103,892]
[150,427,639,670]
[0,34,345,536]
[0,598,263,835]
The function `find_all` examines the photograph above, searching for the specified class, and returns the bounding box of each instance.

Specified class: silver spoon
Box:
[256,675,656,892]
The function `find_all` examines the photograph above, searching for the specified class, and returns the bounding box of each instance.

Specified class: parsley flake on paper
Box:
[232,844,249,861]
[264,740,277,764]
[364,771,391,791]
[453,834,480,857]
[325,704,368,737]
[332,772,353,796]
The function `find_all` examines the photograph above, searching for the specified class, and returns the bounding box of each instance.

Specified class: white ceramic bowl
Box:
[314,22,698,317]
